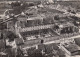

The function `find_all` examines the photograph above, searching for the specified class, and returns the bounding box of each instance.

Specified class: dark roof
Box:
[5,31,18,39]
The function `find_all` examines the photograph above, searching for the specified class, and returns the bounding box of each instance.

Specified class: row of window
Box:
[19,18,54,27]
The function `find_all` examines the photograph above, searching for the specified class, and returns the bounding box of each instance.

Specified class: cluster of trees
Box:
[10,2,26,15]
[10,1,42,15]
[54,15,59,20]
[25,43,65,57]
[0,23,7,30]
[71,16,80,27]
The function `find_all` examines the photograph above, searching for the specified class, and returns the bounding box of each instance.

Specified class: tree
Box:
[0,20,7,40]
[54,15,59,20]
[11,2,26,15]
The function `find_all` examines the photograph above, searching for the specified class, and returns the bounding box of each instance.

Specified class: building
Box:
[0,1,80,57]
[60,41,80,56]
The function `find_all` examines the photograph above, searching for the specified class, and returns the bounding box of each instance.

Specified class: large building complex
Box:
[0,0,80,57]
